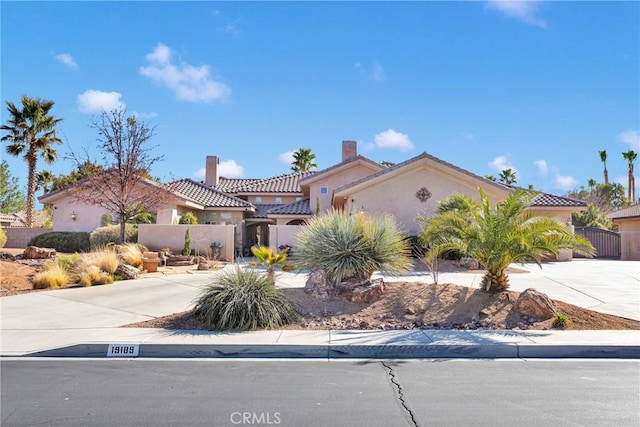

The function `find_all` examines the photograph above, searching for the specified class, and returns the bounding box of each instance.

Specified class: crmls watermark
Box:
[230,412,281,425]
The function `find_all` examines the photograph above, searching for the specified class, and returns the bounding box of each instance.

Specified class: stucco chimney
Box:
[205,156,219,186]
[342,140,357,161]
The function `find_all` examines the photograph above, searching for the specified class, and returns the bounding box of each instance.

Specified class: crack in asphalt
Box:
[381,362,419,427]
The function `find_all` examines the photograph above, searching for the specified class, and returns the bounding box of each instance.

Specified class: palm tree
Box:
[498,168,517,185]
[36,170,55,193]
[622,150,637,202]
[599,150,608,184]
[485,174,497,182]
[1,96,62,227]
[587,178,597,190]
[291,148,317,173]
[418,189,594,292]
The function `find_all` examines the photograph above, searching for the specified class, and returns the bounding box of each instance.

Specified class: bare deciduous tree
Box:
[71,108,172,243]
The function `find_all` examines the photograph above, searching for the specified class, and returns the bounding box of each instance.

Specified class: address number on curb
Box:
[107,344,140,357]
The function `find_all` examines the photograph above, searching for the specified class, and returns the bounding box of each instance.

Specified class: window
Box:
[320,187,328,195]
[255,196,262,203]
[275,197,282,204]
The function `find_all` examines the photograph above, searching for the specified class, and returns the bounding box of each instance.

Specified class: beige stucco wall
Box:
[614,219,640,260]
[138,224,236,260]
[343,165,507,235]
[51,198,108,232]
[307,163,381,214]
[269,224,304,249]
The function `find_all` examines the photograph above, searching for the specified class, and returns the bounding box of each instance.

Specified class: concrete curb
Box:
[18,343,640,359]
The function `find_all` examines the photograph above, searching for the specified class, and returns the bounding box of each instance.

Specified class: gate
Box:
[574,226,621,259]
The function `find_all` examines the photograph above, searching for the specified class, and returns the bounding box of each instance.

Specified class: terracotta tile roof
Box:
[168,179,253,208]
[215,177,261,193]
[334,152,509,193]
[225,172,315,194]
[248,200,312,218]
[298,155,384,185]
[529,193,587,208]
[607,204,640,220]
[0,211,49,227]
[267,199,312,215]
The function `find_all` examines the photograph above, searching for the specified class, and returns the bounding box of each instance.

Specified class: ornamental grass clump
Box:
[193,265,298,331]
[32,264,69,289]
[78,265,114,287]
[293,209,411,287]
[116,243,143,268]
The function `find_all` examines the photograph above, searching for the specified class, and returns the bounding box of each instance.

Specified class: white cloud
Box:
[619,129,640,151]
[485,1,547,28]
[77,90,125,113]
[194,160,243,179]
[461,132,475,140]
[534,159,548,176]
[132,111,158,119]
[555,175,577,191]
[355,61,385,82]
[219,160,244,178]
[139,42,231,103]
[279,151,295,165]
[55,53,78,69]
[489,155,518,173]
[374,129,414,151]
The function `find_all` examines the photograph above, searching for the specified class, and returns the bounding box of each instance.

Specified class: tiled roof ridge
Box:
[298,155,383,184]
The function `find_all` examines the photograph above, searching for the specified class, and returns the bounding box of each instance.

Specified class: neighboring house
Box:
[607,204,640,260]
[40,140,587,259]
[0,211,49,228]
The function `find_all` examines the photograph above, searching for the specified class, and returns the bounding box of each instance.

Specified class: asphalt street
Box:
[1,359,638,427]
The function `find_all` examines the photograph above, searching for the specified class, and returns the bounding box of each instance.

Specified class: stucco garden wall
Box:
[268,225,303,250]
[2,227,50,248]
[620,231,640,261]
[138,224,236,261]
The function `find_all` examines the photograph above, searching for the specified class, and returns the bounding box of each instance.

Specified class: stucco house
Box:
[40,140,587,259]
[607,204,640,260]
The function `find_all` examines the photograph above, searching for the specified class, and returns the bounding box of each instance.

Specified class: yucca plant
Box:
[193,265,297,331]
[293,209,411,287]
[418,188,595,292]
[251,245,289,275]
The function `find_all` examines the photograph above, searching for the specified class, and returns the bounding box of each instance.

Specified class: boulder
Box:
[513,288,557,320]
[115,264,140,280]
[304,269,331,300]
[340,278,385,303]
[23,246,56,259]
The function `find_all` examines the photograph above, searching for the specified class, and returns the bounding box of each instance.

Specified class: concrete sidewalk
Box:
[1,261,639,359]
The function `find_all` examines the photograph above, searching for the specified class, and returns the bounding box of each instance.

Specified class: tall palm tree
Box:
[418,189,594,292]
[498,168,517,185]
[1,96,62,227]
[291,148,317,173]
[599,150,608,184]
[587,178,597,190]
[36,170,55,193]
[622,150,637,202]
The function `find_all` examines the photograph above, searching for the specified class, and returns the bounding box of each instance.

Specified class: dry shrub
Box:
[78,265,114,287]
[116,243,143,268]
[32,264,69,289]
[81,250,119,274]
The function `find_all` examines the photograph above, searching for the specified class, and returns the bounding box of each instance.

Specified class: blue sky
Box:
[1,1,639,200]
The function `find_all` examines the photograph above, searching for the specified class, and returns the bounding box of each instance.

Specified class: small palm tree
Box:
[498,168,517,185]
[1,96,62,227]
[599,150,609,184]
[36,170,55,193]
[587,178,597,191]
[571,204,612,229]
[291,148,318,173]
[622,150,637,202]
[251,245,289,276]
[418,189,595,292]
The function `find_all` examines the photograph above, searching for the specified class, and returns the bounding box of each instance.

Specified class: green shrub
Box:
[182,228,192,256]
[193,265,298,331]
[179,211,198,224]
[89,224,138,250]
[293,209,411,287]
[28,232,90,253]
[32,264,69,289]
[552,312,573,329]
[0,227,6,248]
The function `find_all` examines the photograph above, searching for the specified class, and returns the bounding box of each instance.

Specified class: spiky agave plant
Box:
[193,265,297,331]
[293,209,411,288]
[418,188,595,292]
